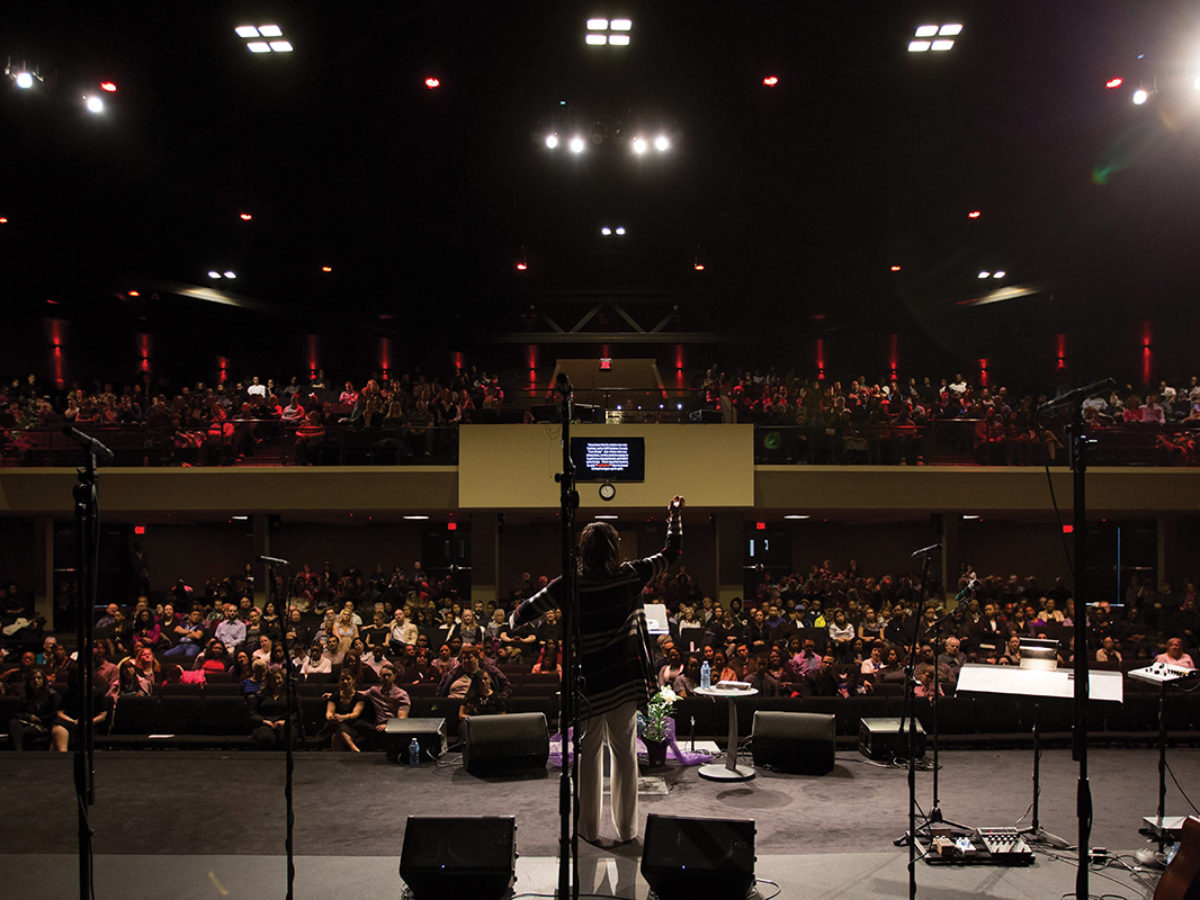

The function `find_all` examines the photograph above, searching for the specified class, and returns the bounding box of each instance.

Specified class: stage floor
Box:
[1,746,1191,898]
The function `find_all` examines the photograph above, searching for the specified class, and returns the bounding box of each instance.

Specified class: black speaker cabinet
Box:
[641,814,756,900]
[859,716,926,761]
[461,711,549,776]
[399,816,516,899]
[751,710,836,775]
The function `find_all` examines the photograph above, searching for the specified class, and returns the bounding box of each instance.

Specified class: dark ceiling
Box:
[3,2,1200,380]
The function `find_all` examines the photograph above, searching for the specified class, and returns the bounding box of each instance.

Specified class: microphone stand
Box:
[554,376,580,900]
[893,550,930,900]
[1039,382,1104,899]
[1067,396,1094,900]
[266,560,297,900]
[71,434,104,900]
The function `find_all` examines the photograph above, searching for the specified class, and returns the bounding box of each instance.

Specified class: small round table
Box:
[694,686,758,782]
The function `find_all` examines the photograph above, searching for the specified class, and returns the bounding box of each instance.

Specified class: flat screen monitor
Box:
[570,437,645,482]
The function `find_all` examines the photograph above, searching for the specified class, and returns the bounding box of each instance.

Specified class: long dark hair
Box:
[579,522,620,576]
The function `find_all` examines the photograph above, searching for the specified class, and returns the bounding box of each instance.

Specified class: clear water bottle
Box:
[700,660,711,690]
[408,737,421,766]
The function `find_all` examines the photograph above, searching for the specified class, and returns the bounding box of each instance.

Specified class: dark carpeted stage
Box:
[0,746,1191,898]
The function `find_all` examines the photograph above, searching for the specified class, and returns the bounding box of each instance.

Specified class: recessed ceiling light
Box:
[268,41,293,53]
[235,25,260,38]
[594,514,619,520]
[258,24,283,37]
[247,42,271,53]
[784,514,810,520]
[403,515,430,520]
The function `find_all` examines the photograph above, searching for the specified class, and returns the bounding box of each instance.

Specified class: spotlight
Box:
[615,226,626,235]
[1105,77,1123,90]
[239,212,253,221]
[601,227,612,236]
[544,133,559,149]
[424,76,440,89]
[568,136,586,154]
[207,271,222,279]
[15,71,34,89]
[977,271,990,279]
[321,265,333,273]
[99,81,117,92]
[890,265,902,272]
[223,270,237,279]
[763,75,779,86]
[516,261,528,271]
[632,136,648,154]
[654,134,670,152]
[967,209,982,219]
[84,96,104,114]
[992,270,1006,278]
[1132,88,1149,105]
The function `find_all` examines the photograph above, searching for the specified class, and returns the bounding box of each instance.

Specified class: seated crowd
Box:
[4,556,1195,754]
[700,368,1200,465]
[4,365,1200,467]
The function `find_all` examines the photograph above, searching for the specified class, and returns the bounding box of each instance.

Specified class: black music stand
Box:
[956,663,1123,849]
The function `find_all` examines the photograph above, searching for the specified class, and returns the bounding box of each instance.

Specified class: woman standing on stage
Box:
[510,495,684,847]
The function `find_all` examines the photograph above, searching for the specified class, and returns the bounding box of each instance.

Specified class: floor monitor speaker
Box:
[751,710,836,775]
[462,711,548,776]
[399,816,516,899]
[641,813,756,900]
[859,715,926,761]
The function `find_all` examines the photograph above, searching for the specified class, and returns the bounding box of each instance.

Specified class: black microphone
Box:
[555,372,572,394]
[258,555,290,566]
[911,542,941,558]
[62,425,114,463]
[1037,377,1117,412]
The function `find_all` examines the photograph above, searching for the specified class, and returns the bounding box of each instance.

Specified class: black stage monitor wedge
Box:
[641,814,756,900]
[462,711,549,776]
[399,816,516,900]
[859,716,926,761]
[751,711,836,775]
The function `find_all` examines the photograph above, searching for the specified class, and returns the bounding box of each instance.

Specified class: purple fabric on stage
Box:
[549,717,712,768]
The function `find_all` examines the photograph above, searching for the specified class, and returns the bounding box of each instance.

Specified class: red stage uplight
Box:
[600,357,612,371]
[755,521,766,531]
[100,81,117,93]
[1061,524,1074,534]
[967,210,982,219]
[134,525,146,535]
[762,75,779,87]
[447,522,457,531]
[425,77,440,89]
[1105,77,1123,89]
